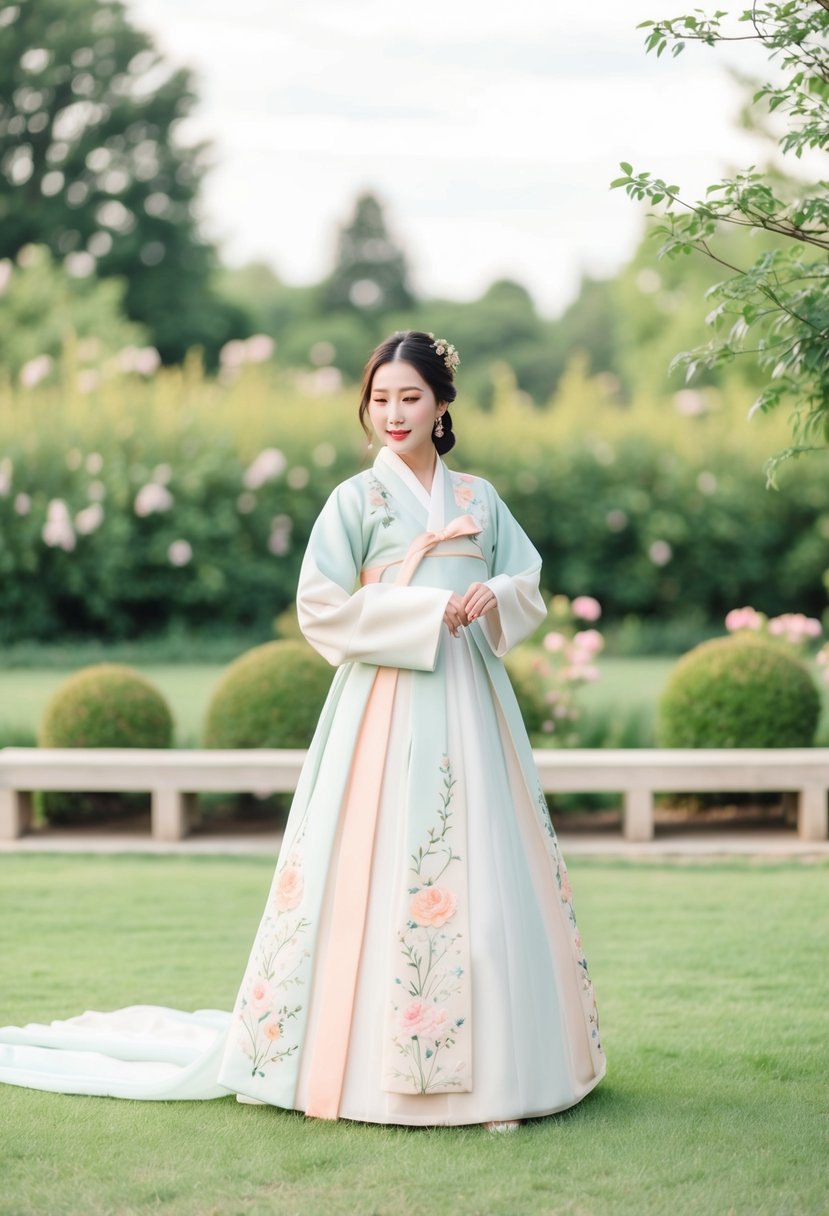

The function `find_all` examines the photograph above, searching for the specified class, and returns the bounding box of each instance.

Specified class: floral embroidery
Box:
[535,786,604,1055]
[387,755,468,1093]
[449,472,488,531]
[233,830,312,1077]
[366,473,395,527]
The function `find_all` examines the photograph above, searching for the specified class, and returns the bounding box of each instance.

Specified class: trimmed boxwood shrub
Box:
[203,640,334,748]
[39,663,174,748]
[38,663,174,823]
[657,635,820,748]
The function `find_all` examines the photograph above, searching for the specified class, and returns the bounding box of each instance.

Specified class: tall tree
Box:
[611,2,829,484]
[0,0,236,363]
[318,191,416,316]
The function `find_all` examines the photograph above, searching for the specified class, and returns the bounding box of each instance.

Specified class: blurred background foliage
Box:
[1,0,827,655]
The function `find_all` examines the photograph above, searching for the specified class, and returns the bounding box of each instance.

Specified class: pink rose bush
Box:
[537,594,605,747]
[726,604,829,685]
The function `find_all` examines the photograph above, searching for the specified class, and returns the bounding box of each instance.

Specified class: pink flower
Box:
[571,596,601,621]
[20,353,53,388]
[453,482,474,507]
[571,628,604,656]
[274,866,304,911]
[243,448,286,490]
[768,613,822,644]
[42,499,76,551]
[134,483,173,516]
[725,606,763,633]
[543,631,566,653]
[248,979,273,1015]
[399,1000,449,1039]
[74,504,104,535]
[245,334,275,363]
[262,1020,281,1042]
[560,872,573,902]
[429,1007,451,1041]
[168,539,192,566]
[409,885,457,928]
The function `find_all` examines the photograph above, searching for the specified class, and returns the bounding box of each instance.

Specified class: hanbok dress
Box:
[0,445,606,1125]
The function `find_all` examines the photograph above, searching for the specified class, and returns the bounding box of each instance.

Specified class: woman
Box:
[217,329,606,1129]
[0,330,605,1131]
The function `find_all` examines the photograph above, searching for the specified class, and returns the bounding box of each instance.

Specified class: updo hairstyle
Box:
[358,329,457,455]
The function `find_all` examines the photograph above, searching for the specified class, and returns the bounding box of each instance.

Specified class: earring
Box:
[434,414,445,438]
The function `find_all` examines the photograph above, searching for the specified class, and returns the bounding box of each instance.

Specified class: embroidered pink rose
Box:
[400,1000,440,1038]
[248,979,273,1014]
[429,1007,450,1040]
[560,871,573,902]
[274,866,303,911]
[368,487,384,507]
[409,885,457,928]
[262,1020,282,1042]
[452,481,475,507]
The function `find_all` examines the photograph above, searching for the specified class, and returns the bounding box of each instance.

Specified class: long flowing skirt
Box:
[0,633,606,1123]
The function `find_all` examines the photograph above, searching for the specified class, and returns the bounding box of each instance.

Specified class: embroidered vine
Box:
[233,823,312,1077]
[388,755,468,1093]
[410,755,460,883]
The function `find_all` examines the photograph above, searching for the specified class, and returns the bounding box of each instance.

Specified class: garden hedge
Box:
[657,635,820,748]
[203,640,334,749]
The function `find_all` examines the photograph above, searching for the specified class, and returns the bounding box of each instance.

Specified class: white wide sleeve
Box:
[296,482,453,670]
[478,487,548,658]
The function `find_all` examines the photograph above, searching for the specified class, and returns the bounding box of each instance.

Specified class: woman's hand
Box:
[461,582,498,622]
[443,592,469,637]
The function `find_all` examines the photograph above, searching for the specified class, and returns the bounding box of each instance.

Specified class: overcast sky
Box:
[128,1,797,318]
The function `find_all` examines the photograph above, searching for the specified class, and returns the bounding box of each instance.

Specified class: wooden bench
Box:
[0,746,827,843]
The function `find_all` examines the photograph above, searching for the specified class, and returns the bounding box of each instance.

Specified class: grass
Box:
[0,854,826,1216]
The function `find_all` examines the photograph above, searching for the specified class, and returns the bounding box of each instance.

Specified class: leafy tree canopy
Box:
[611,2,829,485]
[0,0,241,363]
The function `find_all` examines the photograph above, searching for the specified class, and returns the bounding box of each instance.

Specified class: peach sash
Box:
[303,513,481,1119]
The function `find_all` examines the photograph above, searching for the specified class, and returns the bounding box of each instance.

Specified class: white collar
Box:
[375,445,445,529]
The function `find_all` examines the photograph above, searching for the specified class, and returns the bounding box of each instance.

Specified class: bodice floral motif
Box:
[365,473,395,528]
[449,472,488,532]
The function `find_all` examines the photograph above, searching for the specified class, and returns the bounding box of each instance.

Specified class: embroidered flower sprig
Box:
[428,333,460,373]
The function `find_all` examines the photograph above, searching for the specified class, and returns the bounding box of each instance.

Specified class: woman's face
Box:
[367,360,444,462]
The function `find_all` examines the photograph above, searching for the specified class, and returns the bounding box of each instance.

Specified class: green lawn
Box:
[0,854,826,1216]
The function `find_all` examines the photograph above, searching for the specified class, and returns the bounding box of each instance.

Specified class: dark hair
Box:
[358,329,457,454]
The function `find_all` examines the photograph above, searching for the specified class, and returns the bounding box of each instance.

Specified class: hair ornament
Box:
[427,332,460,373]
